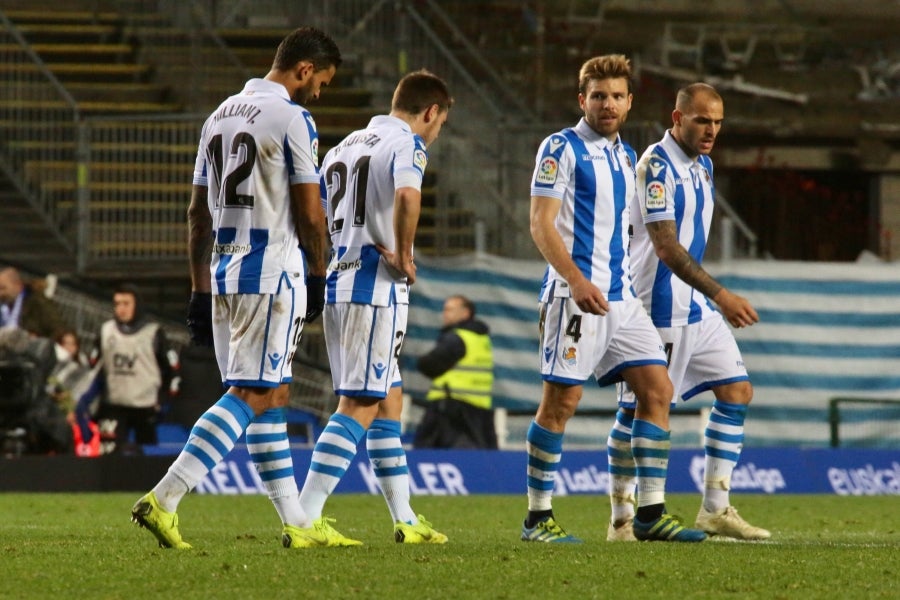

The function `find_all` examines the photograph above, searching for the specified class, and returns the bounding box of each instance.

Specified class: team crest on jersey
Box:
[414,149,427,171]
[646,181,666,209]
[704,170,710,184]
[536,156,558,184]
[562,346,577,365]
[623,153,632,169]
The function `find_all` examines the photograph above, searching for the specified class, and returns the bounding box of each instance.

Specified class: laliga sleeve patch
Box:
[536,156,559,185]
[645,181,666,210]
[413,148,428,171]
[311,138,319,165]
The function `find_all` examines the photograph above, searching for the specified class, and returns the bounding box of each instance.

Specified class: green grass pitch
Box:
[3,493,897,599]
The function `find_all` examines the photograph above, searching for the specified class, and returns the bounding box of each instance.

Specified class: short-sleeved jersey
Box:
[629,130,717,327]
[320,115,425,307]
[193,78,320,295]
[530,118,638,303]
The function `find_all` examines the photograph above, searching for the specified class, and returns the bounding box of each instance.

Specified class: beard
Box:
[292,84,313,105]
[587,113,626,138]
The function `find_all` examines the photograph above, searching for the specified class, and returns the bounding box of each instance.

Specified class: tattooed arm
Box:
[646,220,758,328]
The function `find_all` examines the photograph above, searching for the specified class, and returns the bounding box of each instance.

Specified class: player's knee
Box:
[728,381,753,405]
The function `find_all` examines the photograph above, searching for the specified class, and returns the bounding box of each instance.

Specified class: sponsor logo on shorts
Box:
[268,352,283,370]
[543,347,553,363]
[372,362,387,379]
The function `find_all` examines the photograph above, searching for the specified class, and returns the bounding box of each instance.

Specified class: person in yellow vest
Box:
[413,295,497,449]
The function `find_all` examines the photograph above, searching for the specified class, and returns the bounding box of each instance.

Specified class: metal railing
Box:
[828,397,900,448]
[3,1,761,267]
[0,9,80,252]
[76,114,202,268]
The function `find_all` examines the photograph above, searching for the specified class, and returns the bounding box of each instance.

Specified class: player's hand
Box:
[713,289,759,328]
[375,244,416,284]
[187,291,214,347]
[571,278,609,316]
[305,275,326,323]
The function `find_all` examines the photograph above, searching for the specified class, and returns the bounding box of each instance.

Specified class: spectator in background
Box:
[48,329,98,456]
[0,327,72,455]
[414,295,497,449]
[75,283,180,455]
[56,329,89,368]
[0,266,66,338]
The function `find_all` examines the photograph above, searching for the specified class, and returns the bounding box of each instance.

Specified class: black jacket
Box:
[416,318,490,379]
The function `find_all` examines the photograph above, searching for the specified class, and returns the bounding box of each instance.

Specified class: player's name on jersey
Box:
[334,131,382,152]
[213,102,263,125]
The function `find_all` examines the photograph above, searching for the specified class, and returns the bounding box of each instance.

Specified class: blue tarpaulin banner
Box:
[196,447,900,496]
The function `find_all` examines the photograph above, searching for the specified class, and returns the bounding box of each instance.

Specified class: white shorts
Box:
[539,291,667,387]
[617,312,749,409]
[324,302,406,399]
[212,273,305,388]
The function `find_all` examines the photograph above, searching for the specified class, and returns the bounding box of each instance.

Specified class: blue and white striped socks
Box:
[607,409,637,523]
[154,393,254,512]
[246,408,308,527]
[299,412,365,521]
[367,418,416,525]
[703,401,747,511]
[525,420,563,512]
[632,418,671,510]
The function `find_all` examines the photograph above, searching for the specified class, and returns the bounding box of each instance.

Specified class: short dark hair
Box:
[676,82,722,112]
[272,27,342,72]
[391,69,453,115]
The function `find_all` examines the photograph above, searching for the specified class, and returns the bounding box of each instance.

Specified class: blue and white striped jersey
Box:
[530,118,639,302]
[193,78,320,295]
[629,130,717,327]
[320,115,425,306]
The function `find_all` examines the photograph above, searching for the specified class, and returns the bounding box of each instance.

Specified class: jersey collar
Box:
[661,130,702,172]
[242,78,291,101]
[573,118,621,149]
[369,114,411,132]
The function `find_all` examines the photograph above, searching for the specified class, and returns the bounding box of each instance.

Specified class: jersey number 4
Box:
[325,156,371,233]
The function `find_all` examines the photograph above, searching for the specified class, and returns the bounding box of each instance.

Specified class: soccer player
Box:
[606,83,770,541]
[522,54,707,543]
[296,70,452,545]
[130,27,351,549]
